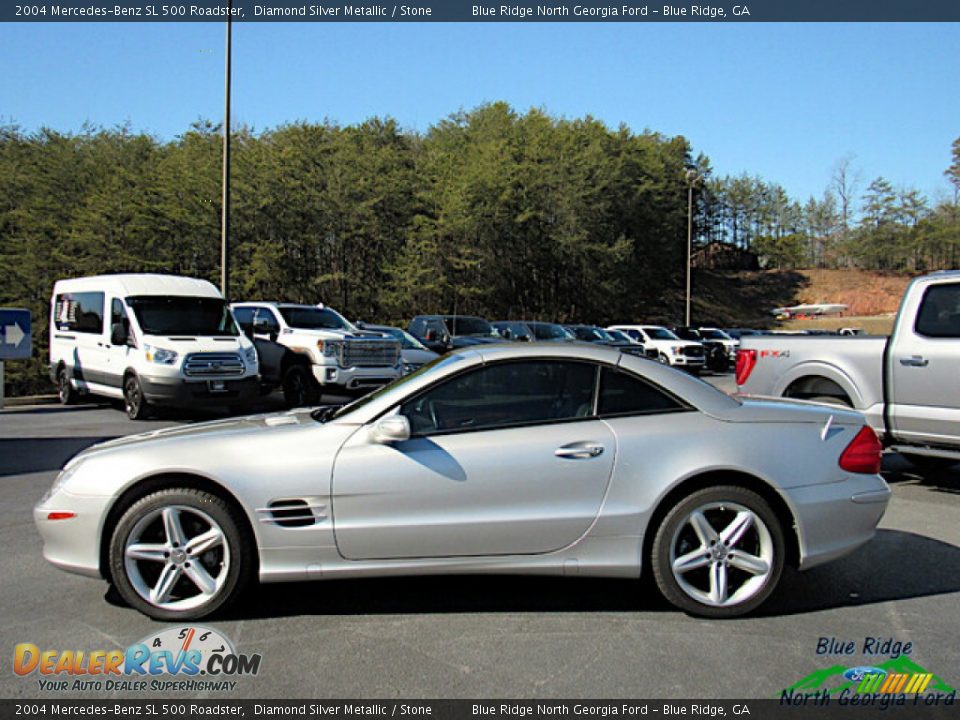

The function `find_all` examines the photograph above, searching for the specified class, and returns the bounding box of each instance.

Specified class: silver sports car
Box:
[35,343,890,620]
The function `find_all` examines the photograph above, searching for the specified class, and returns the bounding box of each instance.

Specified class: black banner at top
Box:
[5,0,960,22]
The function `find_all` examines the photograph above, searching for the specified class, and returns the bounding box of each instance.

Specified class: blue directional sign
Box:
[0,308,31,360]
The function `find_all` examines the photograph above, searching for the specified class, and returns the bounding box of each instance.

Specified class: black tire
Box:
[123,374,152,420]
[658,353,670,365]
[282,365,320,407]
[651,485,785,618]
[808,394,853,407]
[108,488,253,621]
[901,453,958,472]
[57,367,79,405]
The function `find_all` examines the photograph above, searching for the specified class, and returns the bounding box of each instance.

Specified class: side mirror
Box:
[110,323,128,346]
[371,414,411,444]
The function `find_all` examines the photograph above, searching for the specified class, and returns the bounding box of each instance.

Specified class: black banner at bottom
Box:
[1,699,958,720]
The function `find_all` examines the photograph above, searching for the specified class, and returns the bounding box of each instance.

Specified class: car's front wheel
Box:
[651,485,785,618]
[109,488,253,620]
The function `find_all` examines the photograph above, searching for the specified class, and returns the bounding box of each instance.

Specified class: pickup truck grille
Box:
[183,352,245,377]
[337,340,399,368]
[682,346,705,358]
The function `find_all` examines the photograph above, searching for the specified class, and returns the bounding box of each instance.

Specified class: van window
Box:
[54,292,105,334]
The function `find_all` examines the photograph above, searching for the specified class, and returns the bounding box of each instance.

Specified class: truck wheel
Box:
[901,454,957,472]
[658,353,670,365]
[108,488,253,620]
[57,368,79,405]
[651,485,785,618]
[282,365,320,407]
[124,375,152,420]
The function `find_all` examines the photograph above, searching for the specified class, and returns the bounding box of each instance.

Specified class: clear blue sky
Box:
[2,22,958,205]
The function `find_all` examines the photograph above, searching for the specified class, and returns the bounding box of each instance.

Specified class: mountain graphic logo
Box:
[783,656,956,696]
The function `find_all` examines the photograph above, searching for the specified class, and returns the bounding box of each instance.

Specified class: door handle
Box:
[555,442,605,459]
[899,356,929,367]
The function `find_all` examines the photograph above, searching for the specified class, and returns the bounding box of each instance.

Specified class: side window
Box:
[254,308,281,334]
[233,307,255,334]
[401,360,598,435]
[915,284,960,338]
[110,298,129,327]
[598,367,684,417]
[53,292,105,334]
[624,329,644,342]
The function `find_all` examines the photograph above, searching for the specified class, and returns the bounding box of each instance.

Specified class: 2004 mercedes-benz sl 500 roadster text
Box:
[35,343,890,619]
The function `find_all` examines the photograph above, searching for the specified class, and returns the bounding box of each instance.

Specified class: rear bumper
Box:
[34,488,106,579]
[787,473,891,570]
[140,375,260,409]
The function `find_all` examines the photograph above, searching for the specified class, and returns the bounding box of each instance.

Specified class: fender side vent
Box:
[259,499,324,528]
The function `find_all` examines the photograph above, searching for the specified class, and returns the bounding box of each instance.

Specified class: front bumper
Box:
[140,375,260,409]
[312,364,401,390]
[788,473,891,570]
[34,488,108,579]
[669,355,705,367]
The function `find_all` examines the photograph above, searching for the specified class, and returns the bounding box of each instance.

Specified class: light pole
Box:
[220,0,232,299]
[685,169,700,326]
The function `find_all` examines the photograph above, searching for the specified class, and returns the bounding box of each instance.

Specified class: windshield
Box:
[531,323,573,340]
[606,329,631,343]
[321,354,454,422]
[569,326,605,342]
[278,306,351,331]
[375,326,427,350]
[447,317,495,336]
[644,327,679,340]
[701,329,732,340]
[127,296,238,337]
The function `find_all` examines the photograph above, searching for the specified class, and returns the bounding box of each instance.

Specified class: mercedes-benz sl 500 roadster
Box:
[35,343,890,619]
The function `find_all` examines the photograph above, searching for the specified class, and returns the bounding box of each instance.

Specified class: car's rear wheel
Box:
[651,485,784,618]
[109,488,252,620]
[57,367,79,405]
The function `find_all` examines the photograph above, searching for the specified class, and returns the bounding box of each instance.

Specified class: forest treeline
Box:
[1,102,959,393]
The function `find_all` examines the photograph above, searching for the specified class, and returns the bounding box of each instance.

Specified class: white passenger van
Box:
[50,274,259,419]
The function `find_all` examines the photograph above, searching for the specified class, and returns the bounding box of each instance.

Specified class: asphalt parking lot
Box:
[1,381,958,700]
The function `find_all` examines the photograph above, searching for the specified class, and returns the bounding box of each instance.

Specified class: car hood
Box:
[287,329,394,340]
[401,348,439,364]
[67,408,328,465]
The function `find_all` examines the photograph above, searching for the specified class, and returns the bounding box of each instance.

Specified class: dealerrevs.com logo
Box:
[13,626,262,692]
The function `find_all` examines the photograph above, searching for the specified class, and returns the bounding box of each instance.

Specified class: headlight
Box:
[671,346,683,355]
[243,346,258,365]
[49,464,80,496]
[318,340,343,357]
[144,344,178,365]
[403,363,421,375]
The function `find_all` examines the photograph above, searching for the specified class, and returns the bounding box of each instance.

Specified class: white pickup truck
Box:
[231,302,401,406]
[737,271,960,468]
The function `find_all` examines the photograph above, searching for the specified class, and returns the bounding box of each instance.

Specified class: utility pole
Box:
[220,1,232,299]
[685,169,700,326]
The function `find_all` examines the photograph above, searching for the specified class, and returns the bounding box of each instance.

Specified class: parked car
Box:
[565,324,655,359]
[724,328,769,340]
[36,342,889,621]
[492,321,575,342]
[232,302,401,407]
[408,314,502,354]
[698,327,739,357]
[355,323,439,375]
[672,326,730,373]
[737,271,960,468]
[50,274,259,420]
[607,325,705,372]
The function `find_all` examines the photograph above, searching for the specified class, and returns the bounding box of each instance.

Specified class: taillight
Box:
[47,512,76,521]
[839,426,883,474]
[735,349,757,386]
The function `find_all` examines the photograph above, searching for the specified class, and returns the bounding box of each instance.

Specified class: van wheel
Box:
[124,375,152,420]
[282,365,319,407]
[57,368,79,405]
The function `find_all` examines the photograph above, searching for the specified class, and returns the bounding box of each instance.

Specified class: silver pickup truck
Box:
[737,271,960,468]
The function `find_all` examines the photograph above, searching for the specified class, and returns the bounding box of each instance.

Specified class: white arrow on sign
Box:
[4,322,25,347]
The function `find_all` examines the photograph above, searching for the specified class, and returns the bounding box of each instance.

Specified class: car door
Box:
[889,280,960,447]
[102,297,133,390]
[331,359,616,560]
[53,291,110,389]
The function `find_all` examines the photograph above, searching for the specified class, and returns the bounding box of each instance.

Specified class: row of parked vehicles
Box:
[49,273,748,420]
